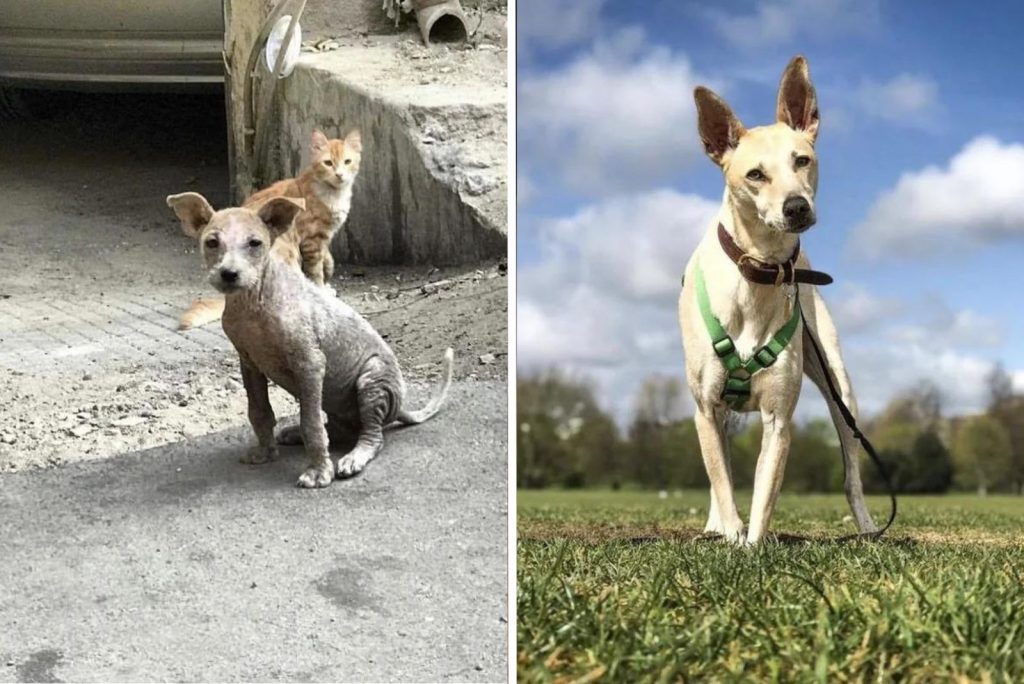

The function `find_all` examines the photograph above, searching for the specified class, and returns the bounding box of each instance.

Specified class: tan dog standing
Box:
[678,56,877,544]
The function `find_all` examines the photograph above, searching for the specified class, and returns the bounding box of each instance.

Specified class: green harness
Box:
[694,262,802,409]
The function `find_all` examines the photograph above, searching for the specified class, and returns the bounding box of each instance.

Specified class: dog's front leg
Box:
[336,357,390,479]
[694,408,744,543]
[240,361,279,464]
[705,435,734,533]
[747,410,792,544]
[295,354,334,489]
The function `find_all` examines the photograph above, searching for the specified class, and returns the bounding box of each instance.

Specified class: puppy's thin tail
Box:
[179,296,226,330]
[396,347,454,425]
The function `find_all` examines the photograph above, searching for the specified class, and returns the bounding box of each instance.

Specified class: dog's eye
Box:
[248,238,263,248]
[344,159,352,165]
[323,160,334,167]
[746,169,766,182]
[795,155,812,168]
[204,237,219,249]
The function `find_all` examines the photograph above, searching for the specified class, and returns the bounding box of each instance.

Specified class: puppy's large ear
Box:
[257,196,306,238]
[166,192,215,238]
[694,86,746,165]
[311,129,329,153]
[776,55,820,140]
[344,128,362,153]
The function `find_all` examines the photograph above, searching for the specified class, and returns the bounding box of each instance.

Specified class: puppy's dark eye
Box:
[248,238,263,248]
[204,237,219,249]
[323,160,334,167]
[795,155,812,168]
[344,159,352,165]
[746,169,766,182]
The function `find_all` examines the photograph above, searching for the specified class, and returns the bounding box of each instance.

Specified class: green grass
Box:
[518,490,1024,682]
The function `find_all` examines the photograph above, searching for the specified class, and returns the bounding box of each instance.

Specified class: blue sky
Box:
[517,0,1024,422]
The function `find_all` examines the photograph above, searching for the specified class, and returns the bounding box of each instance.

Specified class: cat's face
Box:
[309,129,362,190]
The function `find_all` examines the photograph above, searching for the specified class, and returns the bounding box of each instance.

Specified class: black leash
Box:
[798,299,897,541]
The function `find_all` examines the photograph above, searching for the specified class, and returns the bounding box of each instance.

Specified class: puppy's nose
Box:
[220,268,239,283]
[783,196,811,219]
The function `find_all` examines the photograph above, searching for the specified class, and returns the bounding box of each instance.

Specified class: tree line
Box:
[517,366,1024,495]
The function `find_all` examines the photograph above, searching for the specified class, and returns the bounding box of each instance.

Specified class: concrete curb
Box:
[270,47,507,265]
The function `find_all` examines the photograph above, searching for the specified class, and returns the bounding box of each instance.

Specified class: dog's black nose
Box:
[783,196,811,219]
[220,268,239,283]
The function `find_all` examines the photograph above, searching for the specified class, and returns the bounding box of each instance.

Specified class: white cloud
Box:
[703,0,880,49]
[827,283,905,334]
[517,0,606,51]
[518,32,711,193]
[855,74,940,126]
[518,189,719,420]
[843,343,997,418]
[850,137,1024,260]
[537,189,715,301]
[517,171,536,206]
[1013,371,1024,394]
[886,308,1004,349]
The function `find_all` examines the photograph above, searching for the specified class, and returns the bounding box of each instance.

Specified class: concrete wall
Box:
[272,53,505,265]
[224,0,507,266]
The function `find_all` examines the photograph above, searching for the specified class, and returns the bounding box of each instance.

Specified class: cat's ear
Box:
[257,196,306,238]
[311,129,329,153]
[166,192,214,238]
[344,128,362,153]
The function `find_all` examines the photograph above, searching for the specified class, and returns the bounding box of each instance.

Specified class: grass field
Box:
[518,490,1024,682]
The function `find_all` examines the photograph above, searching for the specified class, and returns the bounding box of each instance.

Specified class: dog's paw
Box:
[241,445,278,465]
[297,462,334,488]
[336,451,371,479]
[275,424,304,446]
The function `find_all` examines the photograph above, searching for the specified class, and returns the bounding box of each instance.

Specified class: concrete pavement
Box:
[0,381,508,682]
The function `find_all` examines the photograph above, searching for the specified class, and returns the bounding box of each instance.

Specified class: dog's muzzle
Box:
[211,267,243,293]
[782,196,815,233]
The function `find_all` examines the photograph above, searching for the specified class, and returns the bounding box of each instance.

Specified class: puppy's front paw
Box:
[297,462,334,488]
[336,451,370,479]
[241,445,278,465]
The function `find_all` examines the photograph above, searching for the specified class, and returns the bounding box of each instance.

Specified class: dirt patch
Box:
[338,262,508,378]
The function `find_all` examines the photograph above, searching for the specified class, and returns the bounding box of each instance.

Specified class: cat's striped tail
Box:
[396,347,454,425]
[179,297,226,330]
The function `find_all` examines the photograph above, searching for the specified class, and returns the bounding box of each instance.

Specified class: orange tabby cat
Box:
[247,128,362,285]
[178,129,361,329]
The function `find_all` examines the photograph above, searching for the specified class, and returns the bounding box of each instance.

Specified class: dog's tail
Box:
[179,297,226,330]
[396,347,454,425]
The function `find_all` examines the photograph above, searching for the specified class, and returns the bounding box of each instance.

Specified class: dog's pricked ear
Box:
[166,192,215,238]
[257,196,306,238]
[344,128,362,153]
[694,86,746,165]
[776,55,820,140]
[311,129,329,153]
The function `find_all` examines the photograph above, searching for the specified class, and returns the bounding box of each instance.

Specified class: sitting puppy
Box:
[167,192,453,488]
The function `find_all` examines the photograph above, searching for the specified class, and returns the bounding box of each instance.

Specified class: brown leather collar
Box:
[717,223,833,286]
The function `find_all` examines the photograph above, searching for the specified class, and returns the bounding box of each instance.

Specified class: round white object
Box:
[264,15,302,78]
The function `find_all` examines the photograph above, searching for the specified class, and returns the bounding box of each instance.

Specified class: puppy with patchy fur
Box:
[167,191,453,488]
[679,56,877,544]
